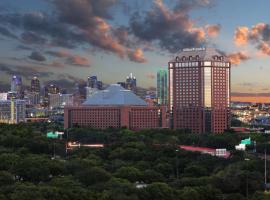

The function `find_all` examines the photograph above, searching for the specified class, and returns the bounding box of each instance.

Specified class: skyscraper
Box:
[87,76,97,88]
[157,69,168,105]
[168,48,231,133]
[126,73,136,93]
[87,75,103,90]
[31,76,40,93]
[43,84,60,107]
[11,75,23,99]
[44,84,60,97]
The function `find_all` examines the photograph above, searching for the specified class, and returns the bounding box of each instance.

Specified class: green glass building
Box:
[157,69,168,105]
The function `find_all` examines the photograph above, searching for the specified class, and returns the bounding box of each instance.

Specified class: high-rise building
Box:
[44,84,60,98]
[87,76,97,88]
[31,76,40,93]
[168,48,231,133]
[28,76,41,105]
[157,69,168,105]
[11,75,23,99]
[0,99,26,124]
[126,73,136,93]
[43,84,60,106]
[87,75,103,90]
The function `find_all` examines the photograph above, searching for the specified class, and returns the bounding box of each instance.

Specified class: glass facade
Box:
[157,69,168,105]
[204,67,212,107]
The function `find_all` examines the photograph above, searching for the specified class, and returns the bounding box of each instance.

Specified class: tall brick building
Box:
[168,48,231,133]
[64,84,167,130]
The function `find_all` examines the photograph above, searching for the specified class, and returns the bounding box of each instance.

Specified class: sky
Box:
[1,0,270,102]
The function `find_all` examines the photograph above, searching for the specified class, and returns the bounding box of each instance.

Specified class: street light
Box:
[175,149,179,179]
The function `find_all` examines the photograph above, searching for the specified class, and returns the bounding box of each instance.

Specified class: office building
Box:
[168,48,231,133]
[11,75,23,99]
[126,73,137,93]
[25,91,40,105]
[64,84,167,130]
[0,93,7,100]
[43,84,60,106]
[31,76,40,93]
[0,99,26,124]
[157,69,168,105]
[49,93,74,109]
[87,75,103,90]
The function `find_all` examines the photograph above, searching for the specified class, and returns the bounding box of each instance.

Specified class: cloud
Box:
[0,62,53,80]
[205,24,221,37]
[21,31,47,45]
[16,45,32,50]
[234,23,270,57]
[257,41,270,55]
[127,48,147,63]
[234,26,249,46]
[0,26,17,39]
[45,50,70,58]
[227,51,250,65]
[46,50,90,67]
[0,0,219,63]
[145,73,155,79]
[0,81,11,92]
[0,1,147,63]
[51,0,145,61]
[66,55,90,66]
[129,0,211,53]
[28,51,46,62]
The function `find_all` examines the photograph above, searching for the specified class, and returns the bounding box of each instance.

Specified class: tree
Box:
[115,167,142,183]
[139,182,176,200]
[75,167,111,186]
[14,155,50,182]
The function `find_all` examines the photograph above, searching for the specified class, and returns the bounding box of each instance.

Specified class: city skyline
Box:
[1,1,270,102]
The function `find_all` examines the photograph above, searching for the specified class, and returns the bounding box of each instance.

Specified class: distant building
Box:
[64,84,167,130]
[11,75,23,99]
[44,84,60,106]
[157,69,168,105]
[25,91,40,105]
[49,93,74,109]
[0,93,8,100]
[31,76,40,93]
[0,99,26,124]
[87,75,103,90]
[168,48,231,133]
[77,81,87,102]
[126,73,137,93]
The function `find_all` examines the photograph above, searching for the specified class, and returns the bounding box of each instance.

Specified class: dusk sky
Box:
[1,0,270,101]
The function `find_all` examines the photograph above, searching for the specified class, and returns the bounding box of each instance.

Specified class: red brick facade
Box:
[64,105,167,130]
[168,49,231,133]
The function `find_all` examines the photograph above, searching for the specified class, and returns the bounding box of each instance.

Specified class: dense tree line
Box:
[0,123,269,199]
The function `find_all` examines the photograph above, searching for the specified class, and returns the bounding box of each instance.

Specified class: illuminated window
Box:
[204,61,211,66]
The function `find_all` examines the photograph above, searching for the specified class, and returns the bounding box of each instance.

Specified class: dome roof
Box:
[83,84,147,106]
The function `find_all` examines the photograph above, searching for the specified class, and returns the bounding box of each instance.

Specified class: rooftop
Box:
[171,47,229,62]
[83,84,148,106]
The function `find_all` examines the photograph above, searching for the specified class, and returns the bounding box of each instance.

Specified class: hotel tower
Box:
[168,48,231,133]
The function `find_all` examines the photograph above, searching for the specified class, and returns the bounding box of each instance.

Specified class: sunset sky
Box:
[1,0,270,102]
